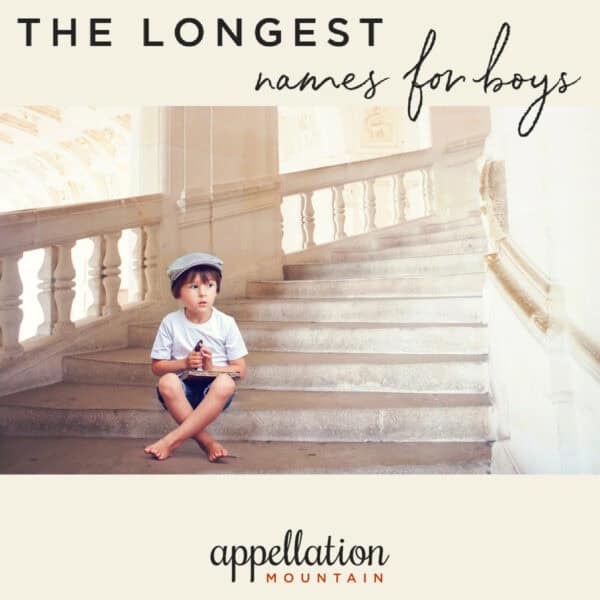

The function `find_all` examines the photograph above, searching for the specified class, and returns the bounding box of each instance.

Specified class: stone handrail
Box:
[280,148,437,196]
[485,245,551,335]
[280,148,438,250]
[0,194,163,358]
[481,160,600,381]
[0,194,163,255]
[480,160,551,335]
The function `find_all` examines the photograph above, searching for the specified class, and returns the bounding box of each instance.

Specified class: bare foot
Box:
[204,440,229,462]
[144,436,180,460]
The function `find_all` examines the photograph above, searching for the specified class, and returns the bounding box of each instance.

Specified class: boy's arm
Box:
[151,352,202,377]
[226,357,247,379]
[206,357,247,379]
[151,358,186,377]
[199,348,247,379]
[207,358,246,379]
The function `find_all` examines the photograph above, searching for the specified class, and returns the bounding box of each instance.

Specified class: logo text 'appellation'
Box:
[210,529,390,583]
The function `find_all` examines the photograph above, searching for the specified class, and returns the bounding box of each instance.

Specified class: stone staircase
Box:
[0,212,495,473]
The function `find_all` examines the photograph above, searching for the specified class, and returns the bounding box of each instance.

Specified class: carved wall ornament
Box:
[35,152,66,176]
[114,114,132,131]
[84,128,118,157]
[1,106,138,212]
[26,106,62,122]
[360,107,398,148]
[0,111,39,136]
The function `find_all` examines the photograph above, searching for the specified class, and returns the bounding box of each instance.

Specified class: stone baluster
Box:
[422,167,435,216]
[143,224,160,301]
[52,242,76,334]
[0,254,24,356]
[87,236,105,318]
[393,173,408,224]
[363,178,376,232]
[332,184,346,240]
[37,247,58,336]
[129,228,144,303]
[300,191,315,248]
[279,199,286,253]
[102,231,122,316]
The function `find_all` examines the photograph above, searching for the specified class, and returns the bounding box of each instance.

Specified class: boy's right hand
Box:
[186,351,203,370]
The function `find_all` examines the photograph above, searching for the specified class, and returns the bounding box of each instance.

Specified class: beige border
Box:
[2,3,600,599]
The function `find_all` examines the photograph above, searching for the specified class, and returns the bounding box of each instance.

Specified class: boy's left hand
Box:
[200,346,214,371]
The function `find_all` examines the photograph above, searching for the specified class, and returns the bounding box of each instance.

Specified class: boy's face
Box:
[179,272,218,319]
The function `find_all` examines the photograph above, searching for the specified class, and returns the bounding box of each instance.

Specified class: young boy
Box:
[144,253,248,462]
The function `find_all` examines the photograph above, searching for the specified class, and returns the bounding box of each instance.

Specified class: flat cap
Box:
[167,253,224,286]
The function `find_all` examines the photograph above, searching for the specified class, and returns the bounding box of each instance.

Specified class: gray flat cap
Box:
[167,253,223,285]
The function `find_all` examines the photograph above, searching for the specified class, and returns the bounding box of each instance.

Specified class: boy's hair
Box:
[171,266,222,298]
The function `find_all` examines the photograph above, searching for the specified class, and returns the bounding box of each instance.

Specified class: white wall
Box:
[278,107,431,173]
[212,107,279,185]
[486,280,562,473]
[486,107,600,473]
[430,107,491,217]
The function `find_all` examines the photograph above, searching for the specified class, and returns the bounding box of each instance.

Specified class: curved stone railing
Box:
[279,148,437,251]
[485,241,551,335]
[480,160,599,374]
[0,194,163,360]
[480,160,551,336]
[480,159,600,473]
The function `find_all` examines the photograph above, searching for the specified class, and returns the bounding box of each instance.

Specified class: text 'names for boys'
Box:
[13,17,581,136]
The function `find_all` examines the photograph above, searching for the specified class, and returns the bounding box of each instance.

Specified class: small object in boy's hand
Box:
[183,369,241,379]
[194,339,203,352]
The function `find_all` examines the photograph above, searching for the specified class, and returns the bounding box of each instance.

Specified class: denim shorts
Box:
[156,376,235,412]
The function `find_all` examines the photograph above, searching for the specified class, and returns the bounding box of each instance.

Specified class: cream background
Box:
[1,477,599,599]
[0,1,595,109]
[1,0,600,598]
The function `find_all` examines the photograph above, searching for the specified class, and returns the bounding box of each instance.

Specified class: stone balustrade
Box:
[0,194,163,358]
[280,148,437,251]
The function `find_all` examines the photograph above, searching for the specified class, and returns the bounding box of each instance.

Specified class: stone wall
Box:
[486,107,600,473]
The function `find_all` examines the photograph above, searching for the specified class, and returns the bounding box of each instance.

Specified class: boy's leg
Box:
[144,373,220,458]
[147,374,227,461]
[144,373,235,461]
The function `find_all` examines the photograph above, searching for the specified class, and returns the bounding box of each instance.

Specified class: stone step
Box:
[376,213,482,238]
[329,223,484,253]
[0,436,492,474]
[322,213,483,252]
[331,237,488,262]
[283,253,485,280]
[216,297,485,324]
[63,349,489,393]
[247,273,485,298]
[418,213,482,233]
[374,224,485,250]
[243,322,488,354]
[0,384,493,442]
[130,322,487,354]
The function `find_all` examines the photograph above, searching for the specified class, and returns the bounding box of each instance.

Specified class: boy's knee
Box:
[158,373,181,396]
[211,373,236,397]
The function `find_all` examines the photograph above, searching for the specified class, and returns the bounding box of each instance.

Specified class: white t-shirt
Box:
[150,307,248,374]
